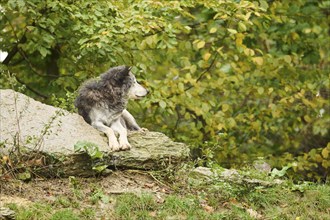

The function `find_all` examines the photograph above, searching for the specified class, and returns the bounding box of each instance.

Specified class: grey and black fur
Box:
[74,66,148,151]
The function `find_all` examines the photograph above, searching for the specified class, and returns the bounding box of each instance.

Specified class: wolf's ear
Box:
[122,66,131,75]
[114,66,130,83]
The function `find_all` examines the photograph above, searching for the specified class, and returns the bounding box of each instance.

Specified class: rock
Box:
[188,167,218,185]
[189,166,284,187]
[190,167,217,180]
[192,167,216,177]
[0,89,107,154]
[0,89,190,177]
[0,196,32,207]
[253,158,272,174]
[0,207,15,220]
[246,208,263,220]
[219,169,240,180]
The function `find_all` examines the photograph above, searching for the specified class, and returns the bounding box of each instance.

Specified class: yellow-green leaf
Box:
[252,57,264,65]
[283,55,292,63]
[251,121,261,131]
[244,48,255,56]
[159,100,166,109]
[238,22,247,32]
[227,118,237,128]
[303,115,312,123]
[321,148,329,159]
[315,154,323,163]
[203,52,211,61]
[178,82,184,92]
[257,87,264,95]
[302,98,317,108]
[196,40,205,49]
[322,160,330,168]
[227,28,237,34]
[209,27,217,33]
[259,0,269,10]
[222,104,230,112]
[190,65,197,73]
[268,87,274,94]
[235,33,244,47]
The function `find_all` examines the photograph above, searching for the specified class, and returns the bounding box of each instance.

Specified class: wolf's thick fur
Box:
[74,66,148,151]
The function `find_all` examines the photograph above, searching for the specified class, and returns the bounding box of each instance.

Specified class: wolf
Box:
[74,66,148,151]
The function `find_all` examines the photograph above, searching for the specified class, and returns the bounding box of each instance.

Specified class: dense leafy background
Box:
[1,0,329,181]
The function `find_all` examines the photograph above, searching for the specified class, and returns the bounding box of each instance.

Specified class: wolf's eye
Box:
[137,80,146,86]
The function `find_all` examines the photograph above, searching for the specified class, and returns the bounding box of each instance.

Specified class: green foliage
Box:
[242,183,330,220]
[74,141,107,173]
[291,143,330,181]
[90,189,111,205]
[1,0,329,180]
[7,203,93,220]
[115,193,157,219]
[114,193,225,220]
[51,91,77,112]
[270,164,292,178]
[50,209,80,220]
[74,141,104,160]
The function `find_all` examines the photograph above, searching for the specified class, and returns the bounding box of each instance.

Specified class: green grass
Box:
[114,193,225,220]
[4,171,330,220]
[114,193,156,220]
[7,202,95,220]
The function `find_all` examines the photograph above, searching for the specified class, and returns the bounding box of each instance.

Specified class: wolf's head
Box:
[102,66,148,99]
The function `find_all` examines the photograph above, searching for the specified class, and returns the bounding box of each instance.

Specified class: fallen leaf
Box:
[144,183,155,188]
[201,204,214,213]
[149,211,157,217]
[30,159,45,166]
[246,208,262,219]
[229,198,238,204]
[155,194,165,204]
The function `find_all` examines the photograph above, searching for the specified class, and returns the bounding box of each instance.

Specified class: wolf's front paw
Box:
[140,127,149,132]
[109,139,120,152]
[119,142,131,151]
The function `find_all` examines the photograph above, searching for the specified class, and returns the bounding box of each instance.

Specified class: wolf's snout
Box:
[137,87,148,97]
[129,82,149,99]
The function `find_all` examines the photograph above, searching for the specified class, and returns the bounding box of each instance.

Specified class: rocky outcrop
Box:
[0,89,190,177]
[189,166,283,186]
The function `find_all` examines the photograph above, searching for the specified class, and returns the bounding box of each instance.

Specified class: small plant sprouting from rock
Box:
[74,141,104,160]
[74,141,108,173]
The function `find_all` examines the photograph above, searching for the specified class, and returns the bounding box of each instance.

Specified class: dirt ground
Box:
[0,170,168,207]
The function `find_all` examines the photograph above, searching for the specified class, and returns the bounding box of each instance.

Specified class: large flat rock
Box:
[0,89,190,176]
[0,90,108,154]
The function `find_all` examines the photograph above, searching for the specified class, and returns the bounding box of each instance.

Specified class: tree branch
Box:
[1,14,27,66]
[2,14,74,78]
[184,52,219,92]
[167,52,219,99]
[15,76,48,99]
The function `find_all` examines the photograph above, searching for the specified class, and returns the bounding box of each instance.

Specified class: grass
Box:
[113,193,226,220]
[3,169,330,220]
[7,203,94,220]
